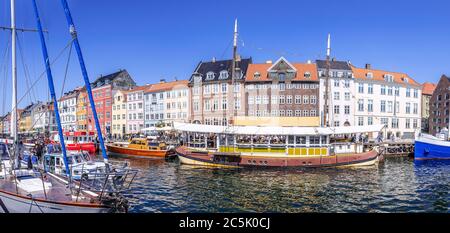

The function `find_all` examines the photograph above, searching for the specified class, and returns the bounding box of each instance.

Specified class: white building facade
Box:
[58,89,80,132]
[317,60,355,127]
[352,64,422,139]
[126,86,149,135]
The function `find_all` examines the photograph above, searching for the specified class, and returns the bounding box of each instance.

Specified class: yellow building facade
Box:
[112,90,128,138]
[77,90,88,132]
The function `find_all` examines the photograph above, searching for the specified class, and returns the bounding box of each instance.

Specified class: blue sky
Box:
[0,0,449,115]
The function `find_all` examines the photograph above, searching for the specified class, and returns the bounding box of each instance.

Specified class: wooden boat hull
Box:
[176,146,381,168]
[0,190,111,213]
[106,144,172,158]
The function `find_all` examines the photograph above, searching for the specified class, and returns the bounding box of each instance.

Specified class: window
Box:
[392,118,399,129]
[368,100,373,112]
[256,96,262,104]
[234,99,241,110]
[413,119,418,128]
[381,118,389,127]
[395,87,400,96]
[222,98,227,110]
[279,95,285,104]
[204,100,210,111]
[381,85,386,95]
[358,83,364,93]
[310,96,317,105]
[253,72,261,79]
[406,119,411,129]
[310,110,316,117]
[344,105,350,115]
[345,92,351,101]
[295,110,301,117]
[368,84,373,94]
[387,101,393,113]
[287,96,293,104]
[366,72,373,79]
[221,83,228,93]
[303,110,309,117]
[219,71,228,79]
[406,103,411,114]
[334,105,340,114]
[413,103,418,114]
[358,99,364,111]
[388,86,393,96]
[271,96,278,105]
[414,89,418,98]
[263,96,269,105]
[334,92,340,101]
[295,96,302,104]
[303,96,309,104]
[406,88,411,97]
[368,117,373,126]
[206,72,215,80]
[381,100,386,113]
[358,117,364,126]
[304,72,311,78]
[334,79,340,87]
[344,80,350,88]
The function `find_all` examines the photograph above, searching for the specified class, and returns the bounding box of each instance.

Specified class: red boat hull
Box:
[66,143,97,155]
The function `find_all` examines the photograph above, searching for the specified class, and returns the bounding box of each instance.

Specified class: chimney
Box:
[265,60,273,64]
[212,57,216,63]
[160,79,166,83]
[365,64,371,69]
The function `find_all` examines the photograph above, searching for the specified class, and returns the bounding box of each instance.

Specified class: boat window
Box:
[296,136,307,145]
[56,157,61,166]
[310,136,320,146]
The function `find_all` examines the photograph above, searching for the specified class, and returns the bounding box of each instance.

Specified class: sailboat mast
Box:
[323,34,331,127]
[10,0,17,142]
[32,0,71,178]
[231,19,238,124]
[60,0,109,166]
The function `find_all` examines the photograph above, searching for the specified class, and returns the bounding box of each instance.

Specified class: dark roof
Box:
[91,69,135,88]
[190,58,252,83]
[316,60,352,70]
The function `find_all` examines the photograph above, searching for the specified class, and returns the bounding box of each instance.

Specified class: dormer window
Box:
[254,72,261,79]
[366,72,373,79]
[206,72,215,80]
[384,74,394,82]
[219,70,229,79]
[402,77,409,83]
[304,72,311,79]
[278,73,286,81]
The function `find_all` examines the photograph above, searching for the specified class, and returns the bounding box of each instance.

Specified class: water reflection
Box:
[110,155,449,213]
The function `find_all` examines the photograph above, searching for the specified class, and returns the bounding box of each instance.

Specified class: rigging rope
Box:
[16,31,37,104]
[14,38,75,113]
[60,41,73,99]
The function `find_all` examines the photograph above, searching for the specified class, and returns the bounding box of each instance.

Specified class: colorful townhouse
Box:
[189,58,252,125]
[421,82,436,133]
[144,80,189,128]
[112,89,128,138]
[428,75,450,136]
[87,70,136,136]
[58,87,82,132]
[242,57,320,126]
[125,85,150,134]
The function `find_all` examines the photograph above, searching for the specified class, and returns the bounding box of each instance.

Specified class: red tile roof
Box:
[421,82,436,95]
[351,65,420,87]
[145,80,189,93]
[245,63,318,82]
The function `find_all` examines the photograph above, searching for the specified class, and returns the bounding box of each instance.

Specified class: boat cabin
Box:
[174,123,385,157]
[128,138,168,151]
[43,152,91,176]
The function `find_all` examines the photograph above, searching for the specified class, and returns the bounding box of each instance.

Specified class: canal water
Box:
[109,156,449,213]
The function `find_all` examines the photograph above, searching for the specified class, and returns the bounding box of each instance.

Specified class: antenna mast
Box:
[10,0,17,143]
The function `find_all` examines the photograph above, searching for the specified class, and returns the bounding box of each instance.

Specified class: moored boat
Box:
[52,131,97,155]
[414,133,450,160]
[174,122,384,168]
[107,138,174,158]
